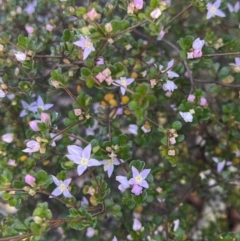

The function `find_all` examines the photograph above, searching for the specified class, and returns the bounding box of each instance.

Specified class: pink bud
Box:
[200,97,207,106]
[134,0,143,10]
[74,109,82,116]
[46,24,54,32]
[25,25,34,35]
[150,8,161,19]
[96,72,106,83]
[102,68,111,77]
[25,174,36,186]
[87,8,98,21]
[193,49,202,58]
[29,120,40,131]
[41,112,50,124]
[187,52,194,59]
[187,94,195,102]
[105,76,113,85]
[150,79,156,88]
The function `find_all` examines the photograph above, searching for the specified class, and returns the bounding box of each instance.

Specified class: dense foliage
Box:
[1,0,240,240]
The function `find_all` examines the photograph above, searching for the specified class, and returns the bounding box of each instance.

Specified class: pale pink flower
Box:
[102,152,121,177]
[2,133,13,143]
[150,79,157,88]
[227,2,240,13]
[86,227,96,237]
[51,175,72,198]
[46,24,54,32]
[187,94,195,102]
[25,26,34,35]
[206,0,226,19]
[74,109,82,116]
[200,97,207,106]
[133,218,142,231]
[73,36,95,60]
[113,77,134,95]
[129,166,151,189]
[66,144,101,176]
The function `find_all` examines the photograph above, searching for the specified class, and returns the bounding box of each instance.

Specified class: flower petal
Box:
[51,187,62,196]
[213,0,221,9]
[83,48,92,60]
[126,78,134,85]
[88,158,102,167]
[140,169,151,179]
[128,177,137,186]
[139,180,149,188]
[67,145,83,155]
[63,178,71,187]
[216,9,226,17]
[66,154,81,164]
[52,175,61,185]
[217,161,226,173]
[107,165,114,177]
[44,103,54,110]
[77,165,87,176]
[120,86,126,95]
[82,144,92,159]
[63,189,73,198]
[131,166,139,178]
[206,11,213,19]
[37,96,44,106]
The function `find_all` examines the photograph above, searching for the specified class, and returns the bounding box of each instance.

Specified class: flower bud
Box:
[33,216,42,224]
[25,174,36,186]
[150,8,161,19]
[105,23,113,32]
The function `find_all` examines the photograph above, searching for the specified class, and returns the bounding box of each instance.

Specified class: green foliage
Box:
[1,0,240,240]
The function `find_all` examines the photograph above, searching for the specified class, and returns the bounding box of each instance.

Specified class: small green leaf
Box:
[81,67,92,78]
[62,29,72,42]
[172,121,182,130]
[18,34,27,48]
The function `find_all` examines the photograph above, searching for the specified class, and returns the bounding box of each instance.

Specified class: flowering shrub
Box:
[1,0,240,240]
